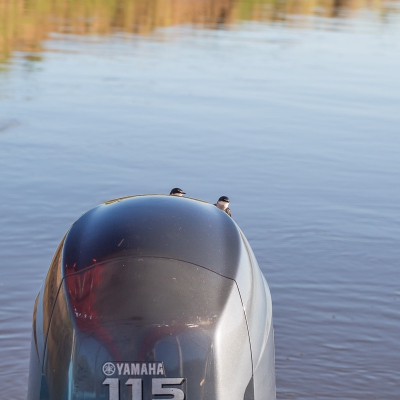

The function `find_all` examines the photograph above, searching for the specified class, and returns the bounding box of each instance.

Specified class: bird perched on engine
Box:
[214,196,231,217]
[170,188,186,196]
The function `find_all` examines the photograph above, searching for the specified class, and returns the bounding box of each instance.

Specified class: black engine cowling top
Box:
[28,195,276,400]
[63,195,242,277]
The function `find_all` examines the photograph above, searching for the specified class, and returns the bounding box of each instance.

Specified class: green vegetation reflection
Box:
[0,0,398,62]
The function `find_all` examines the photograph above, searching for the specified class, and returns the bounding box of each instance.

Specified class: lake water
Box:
[1,0,400,398]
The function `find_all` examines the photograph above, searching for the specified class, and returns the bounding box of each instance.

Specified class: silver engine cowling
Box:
[28,195,275,400]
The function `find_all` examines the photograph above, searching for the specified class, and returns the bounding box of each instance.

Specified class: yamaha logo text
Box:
[103,362,165,376]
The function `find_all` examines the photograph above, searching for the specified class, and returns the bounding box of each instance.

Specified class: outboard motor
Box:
[28,195,275,400]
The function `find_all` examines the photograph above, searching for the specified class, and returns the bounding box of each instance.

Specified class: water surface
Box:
[0,0,400,398]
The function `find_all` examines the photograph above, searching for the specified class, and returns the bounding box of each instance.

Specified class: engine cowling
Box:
[28,195,275,400]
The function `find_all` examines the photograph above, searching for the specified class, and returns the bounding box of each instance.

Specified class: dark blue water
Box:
[1,13,400,400]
